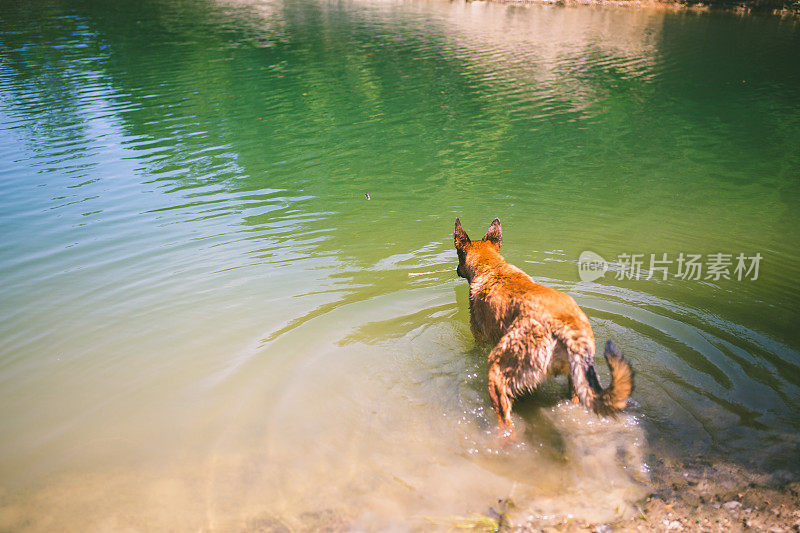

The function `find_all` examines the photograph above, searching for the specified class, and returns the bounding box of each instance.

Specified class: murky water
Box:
[1,0,799,529]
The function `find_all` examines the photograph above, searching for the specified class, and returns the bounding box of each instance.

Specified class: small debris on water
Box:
[407,268,456,277]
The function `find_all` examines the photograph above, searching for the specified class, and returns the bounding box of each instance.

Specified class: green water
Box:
[1,0,799,529]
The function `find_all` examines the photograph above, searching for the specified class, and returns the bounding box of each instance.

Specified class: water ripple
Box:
[1,0,799,529]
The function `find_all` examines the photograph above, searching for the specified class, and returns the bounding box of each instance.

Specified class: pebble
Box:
[723,500,742,510]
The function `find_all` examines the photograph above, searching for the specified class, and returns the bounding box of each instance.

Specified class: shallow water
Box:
[1,0,799,529]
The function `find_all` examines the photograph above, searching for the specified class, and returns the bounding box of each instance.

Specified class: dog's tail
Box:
[594,340,633,415]
[570,340,633,416]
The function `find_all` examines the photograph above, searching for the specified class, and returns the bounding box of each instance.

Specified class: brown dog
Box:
[454,217,632,436]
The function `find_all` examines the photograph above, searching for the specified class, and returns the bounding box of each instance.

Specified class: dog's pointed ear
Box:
[483,218,502,248]
[454,217,470,250]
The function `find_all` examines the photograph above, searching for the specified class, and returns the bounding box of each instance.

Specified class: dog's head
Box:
[454,217,502,281]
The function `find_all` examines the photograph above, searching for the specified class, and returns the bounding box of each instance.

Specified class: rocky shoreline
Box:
[494,456,800,532]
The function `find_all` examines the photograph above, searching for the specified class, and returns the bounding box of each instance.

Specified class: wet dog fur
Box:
[454,217,633,437]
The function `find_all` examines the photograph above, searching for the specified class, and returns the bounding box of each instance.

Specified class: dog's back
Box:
[454,217,632,435]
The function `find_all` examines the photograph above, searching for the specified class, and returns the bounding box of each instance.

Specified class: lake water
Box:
[1,0,799,529]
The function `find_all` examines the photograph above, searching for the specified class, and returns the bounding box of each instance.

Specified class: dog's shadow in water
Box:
[514,387,572,458]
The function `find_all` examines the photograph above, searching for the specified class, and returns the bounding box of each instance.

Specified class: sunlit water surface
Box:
[1,0,799,529]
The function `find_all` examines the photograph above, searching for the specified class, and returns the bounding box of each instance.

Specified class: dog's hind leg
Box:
[567,374,580,404]
[486,316,554,437]
[487,363,514,436]
[565,336,601,410]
